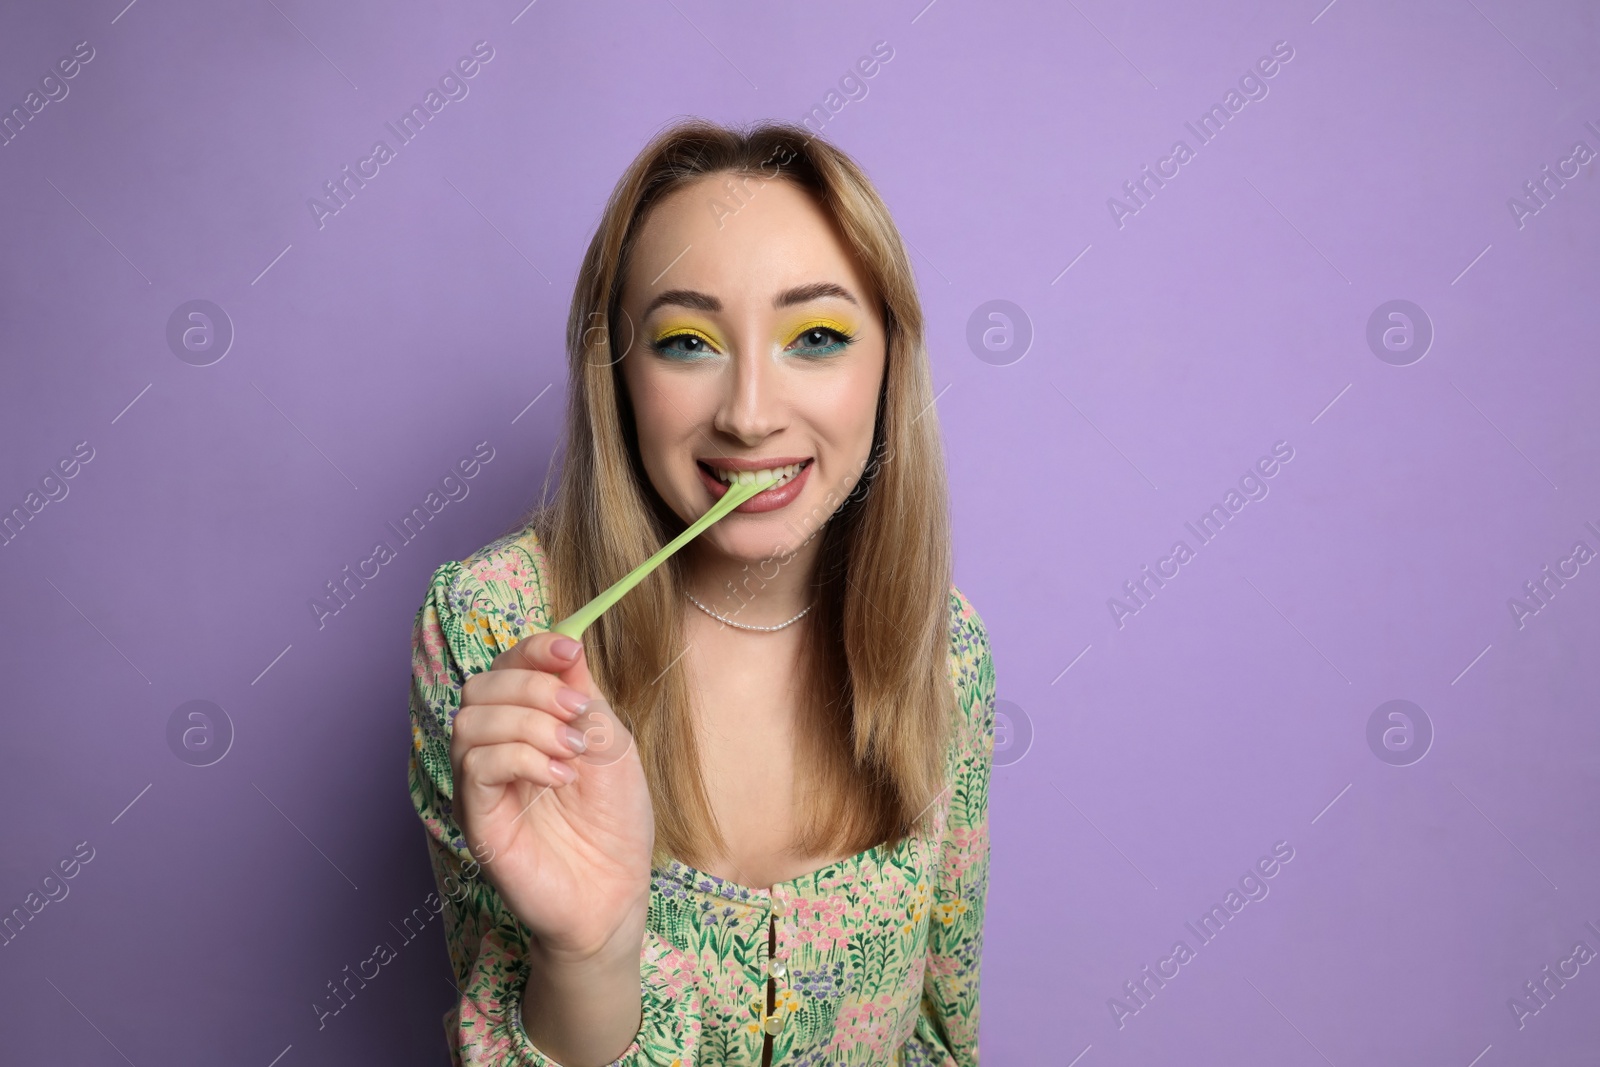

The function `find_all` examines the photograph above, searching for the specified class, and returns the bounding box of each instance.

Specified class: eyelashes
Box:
[648,322,858,362]
[785,323,856,358]
[649,328,721,361]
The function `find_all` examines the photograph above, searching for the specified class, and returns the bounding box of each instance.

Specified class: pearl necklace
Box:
[685,591,814,632]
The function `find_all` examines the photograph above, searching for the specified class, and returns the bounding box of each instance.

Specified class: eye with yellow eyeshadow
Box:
[783,317,858,359]
[649,323,723,362]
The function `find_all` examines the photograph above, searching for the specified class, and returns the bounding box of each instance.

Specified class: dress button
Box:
[763,1014,785,1036]
[771,892,787,917]
[768,958,787,979]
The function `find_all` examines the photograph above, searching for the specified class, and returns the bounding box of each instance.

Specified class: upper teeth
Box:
[713,463,803,488]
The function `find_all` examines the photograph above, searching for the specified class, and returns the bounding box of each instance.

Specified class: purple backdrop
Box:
[3,0,1598,1063]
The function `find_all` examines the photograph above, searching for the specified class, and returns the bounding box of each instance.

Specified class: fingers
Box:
[452,703,590,767]
[462,667,591,723]
[563,698,634,768]
[492,630,599,699]
[459,739,578,792]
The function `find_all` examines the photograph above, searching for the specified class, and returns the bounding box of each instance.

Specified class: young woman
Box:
[407,118,996,1066]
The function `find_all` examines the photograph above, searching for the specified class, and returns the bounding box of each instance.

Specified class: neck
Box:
[681,537,821,627]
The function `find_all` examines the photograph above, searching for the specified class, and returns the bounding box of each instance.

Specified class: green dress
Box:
[408,524,996,1065]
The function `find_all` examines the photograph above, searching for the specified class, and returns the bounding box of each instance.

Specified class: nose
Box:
[712,336,785,445]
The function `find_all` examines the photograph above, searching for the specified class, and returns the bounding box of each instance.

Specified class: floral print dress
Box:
[408,524,996,1065]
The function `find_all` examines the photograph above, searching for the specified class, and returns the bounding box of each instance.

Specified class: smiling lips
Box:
[696,457,813,513]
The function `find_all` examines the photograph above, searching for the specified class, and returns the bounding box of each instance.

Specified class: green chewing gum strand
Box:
[550,475,770,639]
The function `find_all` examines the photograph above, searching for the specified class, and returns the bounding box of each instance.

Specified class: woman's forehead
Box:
[624,175,872,310]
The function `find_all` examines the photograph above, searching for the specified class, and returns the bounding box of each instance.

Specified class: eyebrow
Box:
[641,281,860,320]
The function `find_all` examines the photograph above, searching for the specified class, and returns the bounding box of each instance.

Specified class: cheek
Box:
[630,370,715,445]
[799,358,882,457]
[836,354,885,439]
[622,363,714,482]
[621,359,669,446]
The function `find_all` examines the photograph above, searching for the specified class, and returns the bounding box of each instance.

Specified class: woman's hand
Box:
[450,632,654,966]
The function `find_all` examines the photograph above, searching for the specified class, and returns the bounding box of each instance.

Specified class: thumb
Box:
[496,630,600,700]
[556,638,600,701]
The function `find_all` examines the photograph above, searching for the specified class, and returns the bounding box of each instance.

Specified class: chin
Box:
[707,517,807,566]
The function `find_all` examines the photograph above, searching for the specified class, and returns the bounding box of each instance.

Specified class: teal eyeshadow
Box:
[649,335,718,361]
[787,327,857,359]
[649,326,857,361]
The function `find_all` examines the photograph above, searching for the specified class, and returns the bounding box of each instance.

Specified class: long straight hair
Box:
[525,118,954,871]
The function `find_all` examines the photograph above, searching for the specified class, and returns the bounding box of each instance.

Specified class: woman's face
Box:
[617,172,887,565]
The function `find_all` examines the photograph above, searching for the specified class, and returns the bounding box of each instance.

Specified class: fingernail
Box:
[549,759,577,783]
[555,687,589,715]
[551,637,581,662]
[560,726,588,754]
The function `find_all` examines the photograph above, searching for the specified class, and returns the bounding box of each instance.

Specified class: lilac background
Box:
[2,0,1598,1063]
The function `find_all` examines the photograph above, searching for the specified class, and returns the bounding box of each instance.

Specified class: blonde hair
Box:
[524,117,954,870]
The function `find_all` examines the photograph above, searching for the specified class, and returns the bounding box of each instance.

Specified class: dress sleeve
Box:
[902,591,995,1066]
[408,557,690,1066]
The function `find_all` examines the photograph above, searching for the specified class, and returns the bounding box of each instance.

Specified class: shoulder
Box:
[945,584,996,745]
[419,521,554,657]
[945,584,993,694]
